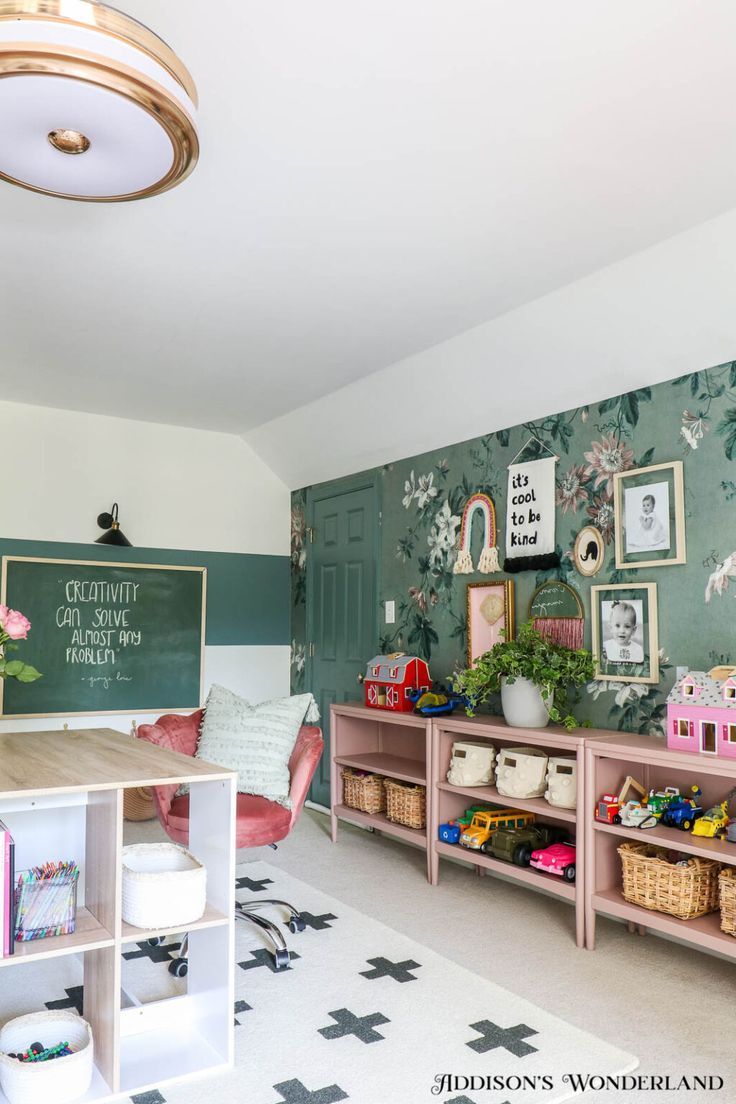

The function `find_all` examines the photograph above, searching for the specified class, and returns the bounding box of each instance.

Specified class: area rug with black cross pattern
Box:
[0,861,637,1104]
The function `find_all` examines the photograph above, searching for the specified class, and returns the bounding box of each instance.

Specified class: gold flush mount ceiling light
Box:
[0,0,198,201]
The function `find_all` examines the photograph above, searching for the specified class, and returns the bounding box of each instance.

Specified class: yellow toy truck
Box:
[692,800,729,838]
[459,808,535,852]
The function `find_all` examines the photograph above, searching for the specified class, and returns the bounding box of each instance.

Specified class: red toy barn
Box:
[363,653,431,713]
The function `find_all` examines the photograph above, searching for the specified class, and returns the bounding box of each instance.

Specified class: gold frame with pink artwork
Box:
[466,580,515,668]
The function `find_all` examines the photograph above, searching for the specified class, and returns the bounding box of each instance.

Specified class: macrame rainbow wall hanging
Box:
[453,493,500,575]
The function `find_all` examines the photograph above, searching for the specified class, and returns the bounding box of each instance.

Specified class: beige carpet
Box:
[126,809,734,1103]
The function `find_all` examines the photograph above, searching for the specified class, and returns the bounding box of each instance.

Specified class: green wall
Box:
[291,360,736,735]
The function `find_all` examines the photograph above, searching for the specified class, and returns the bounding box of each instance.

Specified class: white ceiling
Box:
[4,0,736,438]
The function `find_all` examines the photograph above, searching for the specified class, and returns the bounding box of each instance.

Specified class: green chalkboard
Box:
[0,557,206,717]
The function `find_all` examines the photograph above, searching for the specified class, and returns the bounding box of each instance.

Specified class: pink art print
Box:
[466,581,514,668]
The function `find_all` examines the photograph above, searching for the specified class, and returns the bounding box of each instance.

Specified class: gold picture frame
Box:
[466,580,515,668]
[614,461,686,569]
[590,582,659,684]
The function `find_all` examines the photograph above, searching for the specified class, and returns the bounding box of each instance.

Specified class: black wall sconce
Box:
[95,502,132,546]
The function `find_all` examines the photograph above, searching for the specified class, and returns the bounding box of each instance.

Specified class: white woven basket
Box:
[0,1011,93,1104]
[121,843,206,929]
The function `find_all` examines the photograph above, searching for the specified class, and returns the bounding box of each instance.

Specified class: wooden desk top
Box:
[0,727,235,798]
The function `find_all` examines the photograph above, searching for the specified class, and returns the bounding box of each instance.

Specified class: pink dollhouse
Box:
[666,667,736,758]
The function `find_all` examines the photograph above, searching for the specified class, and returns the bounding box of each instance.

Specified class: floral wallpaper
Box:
[291,360,736,736]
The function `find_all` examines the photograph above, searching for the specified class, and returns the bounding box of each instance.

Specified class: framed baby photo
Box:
[613,460,686,569]
[590,582,659,684]
[466,580,515,668]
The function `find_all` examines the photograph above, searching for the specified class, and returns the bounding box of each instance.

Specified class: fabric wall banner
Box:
[504,456,560,573]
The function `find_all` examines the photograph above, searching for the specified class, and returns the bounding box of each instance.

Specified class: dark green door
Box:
[307,480,379,807]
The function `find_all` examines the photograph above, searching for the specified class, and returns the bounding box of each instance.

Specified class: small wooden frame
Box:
[573,526,605,577]
[613,461,686,569]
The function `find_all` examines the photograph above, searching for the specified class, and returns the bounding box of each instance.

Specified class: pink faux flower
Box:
[586,495,615,545]
[0,607,31,640]
[556,465,589,513]
[584,435,634,497]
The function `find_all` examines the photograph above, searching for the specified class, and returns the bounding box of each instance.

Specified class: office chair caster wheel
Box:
[288,915,306,934]
[169,958,188,978]
[147,937,165,946]
[273,949,290,971]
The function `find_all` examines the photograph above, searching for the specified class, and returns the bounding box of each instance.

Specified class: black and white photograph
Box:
[591,583,659,684]
[614,460,686,569]
[601,598,644,664]
[623,481,670,553]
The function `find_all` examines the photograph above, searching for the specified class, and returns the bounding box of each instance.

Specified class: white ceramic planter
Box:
[500,676,551,729]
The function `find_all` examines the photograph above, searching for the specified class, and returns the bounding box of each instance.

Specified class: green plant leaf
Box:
[16,665,42,683]
[4,660,24,676]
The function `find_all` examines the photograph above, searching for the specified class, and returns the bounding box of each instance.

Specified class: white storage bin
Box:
[0,1011,93,1104]
[122,842,206,929]
[545,756,577,809]
[447,741,495,786]
[495,746,549,799]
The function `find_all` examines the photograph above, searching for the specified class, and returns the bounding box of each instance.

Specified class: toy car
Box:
[618,800,658,829]
[486,823,567,866]
[530,842,577,883]
[661,789,703,831]
[438,821,461,844]
[410,688,466,716]
[645,787,680,818]
[692,801,729,838]
[456,804,495,829]
[459,808,534,851]
[595,794,621,824]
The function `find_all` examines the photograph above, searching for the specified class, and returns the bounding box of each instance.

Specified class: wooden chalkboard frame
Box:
[0,556,207,719]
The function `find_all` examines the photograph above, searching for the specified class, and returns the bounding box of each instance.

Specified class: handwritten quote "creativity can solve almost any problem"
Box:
[55,578,142,672]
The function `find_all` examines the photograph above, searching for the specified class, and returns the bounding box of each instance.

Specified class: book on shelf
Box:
[0,819,15,958]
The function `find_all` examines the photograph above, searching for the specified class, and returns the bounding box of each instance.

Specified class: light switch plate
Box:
[385,600,395,624]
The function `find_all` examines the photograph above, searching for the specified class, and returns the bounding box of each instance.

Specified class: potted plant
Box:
[452,621,594,730]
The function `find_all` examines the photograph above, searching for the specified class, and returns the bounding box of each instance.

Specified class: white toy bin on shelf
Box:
[446,741,496,786]
[0,1011,93,1104]
[545,756,577,809]
[122,842,206,929]
[495,746,549,799]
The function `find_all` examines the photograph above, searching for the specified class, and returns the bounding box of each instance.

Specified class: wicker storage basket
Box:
[719,867,736,935]
[0,1011,93,1104]
[123,787,156,822]
[122,843,206,929]
[618,841,720,921]
[342,768,386,814]
[384,779,426,830]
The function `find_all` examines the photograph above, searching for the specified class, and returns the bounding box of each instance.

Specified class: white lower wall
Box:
[0,645,291,734]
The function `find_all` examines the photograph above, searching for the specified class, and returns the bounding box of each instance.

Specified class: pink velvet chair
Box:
[138,708,323,970]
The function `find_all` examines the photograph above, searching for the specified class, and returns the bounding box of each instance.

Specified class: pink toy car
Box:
[529,842,576,883]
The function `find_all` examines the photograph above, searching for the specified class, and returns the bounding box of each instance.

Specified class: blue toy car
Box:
[438,821,461,844]
[661,794,703,831]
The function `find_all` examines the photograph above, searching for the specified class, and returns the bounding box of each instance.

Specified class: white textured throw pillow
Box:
[195,686,320,807]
